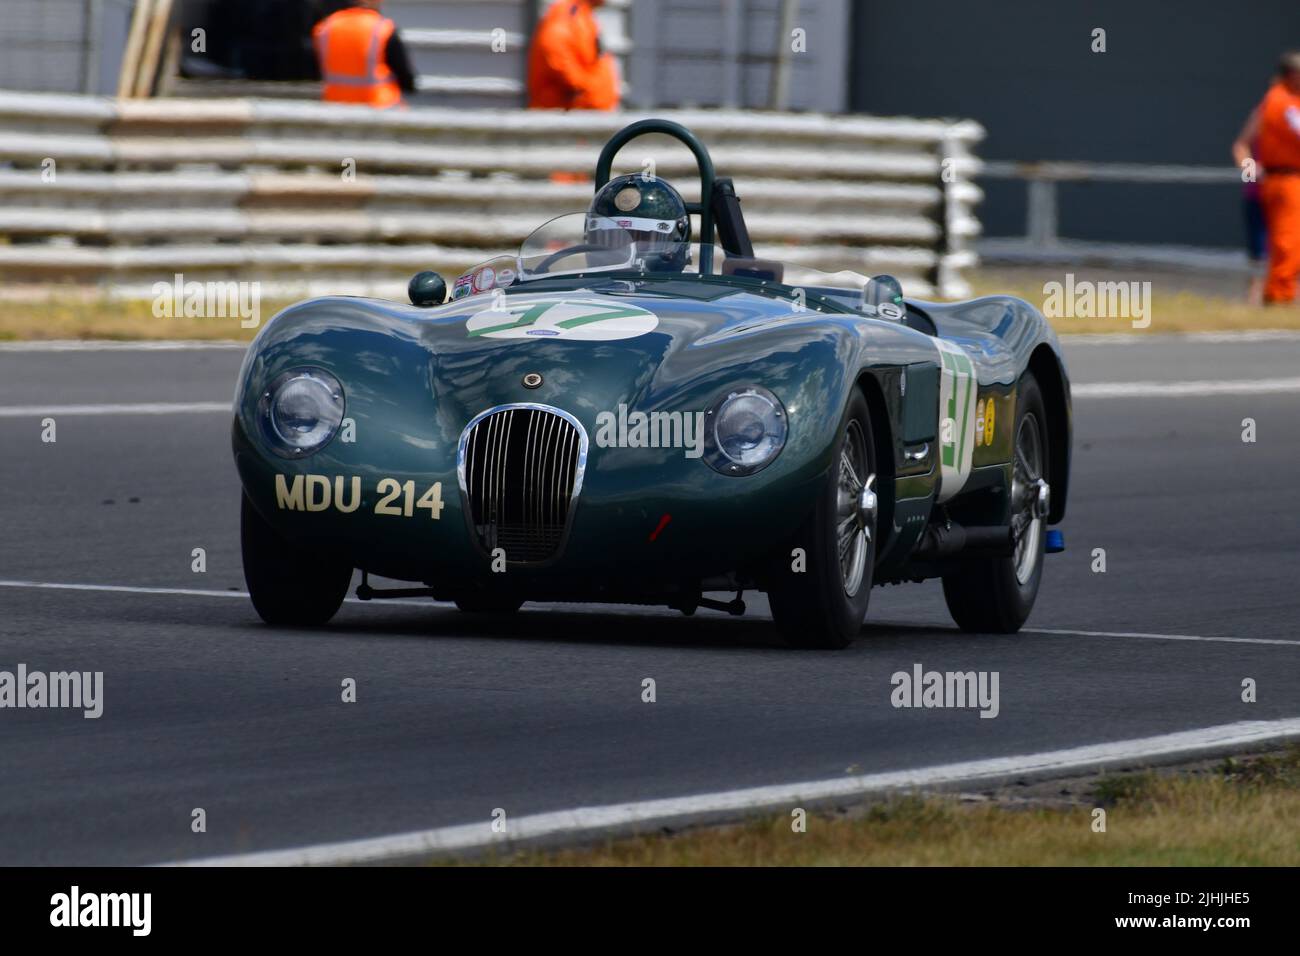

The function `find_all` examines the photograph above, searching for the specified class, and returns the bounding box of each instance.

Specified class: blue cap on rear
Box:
[1045,529,1065,553]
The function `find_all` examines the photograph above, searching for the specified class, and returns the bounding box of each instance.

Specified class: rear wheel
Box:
[768,389,877,649]
[241,494,352,626]
[941,371,1050,633]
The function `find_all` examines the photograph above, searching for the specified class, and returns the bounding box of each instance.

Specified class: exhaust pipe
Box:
[914,521,1014,560]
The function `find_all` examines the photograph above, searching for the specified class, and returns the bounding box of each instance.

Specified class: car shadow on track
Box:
[14,581,993,653]
[271,601,979,654]
[324,603,789,652]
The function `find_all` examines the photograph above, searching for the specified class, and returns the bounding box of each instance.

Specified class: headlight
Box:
[258,368,345,458]
[703,385,787,476]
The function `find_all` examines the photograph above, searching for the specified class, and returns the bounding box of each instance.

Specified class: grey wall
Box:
[849,0,1300,248]
[0,0,134,95]
[627,0,849,111]
[0,0,845,110]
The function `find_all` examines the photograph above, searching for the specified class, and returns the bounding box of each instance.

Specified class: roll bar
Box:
[594,119,717,274]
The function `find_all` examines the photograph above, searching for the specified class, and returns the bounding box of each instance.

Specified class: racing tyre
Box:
[768,388,877,649]
[241,493,352,626]
[941,371,1049,633]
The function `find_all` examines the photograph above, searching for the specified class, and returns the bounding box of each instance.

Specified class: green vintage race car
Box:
[232,119,1071,648]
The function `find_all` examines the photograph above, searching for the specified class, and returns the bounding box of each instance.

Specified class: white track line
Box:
[1072,376,1300,398]
[0,340,245,352]
[0,579,422,607]
[876,620,1300,648]
[0,580,248,599]
[0,402,229,417]
[1,580,1294,646]
[171,717,1300,866]
[1026,626,1300,647]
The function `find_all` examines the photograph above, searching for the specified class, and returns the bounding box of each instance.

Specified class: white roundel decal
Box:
[466,297,659,341]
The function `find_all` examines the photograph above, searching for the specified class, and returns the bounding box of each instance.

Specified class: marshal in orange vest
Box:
[527,0,619,110]
[312,6,403,109]
[1255,55,1300,303]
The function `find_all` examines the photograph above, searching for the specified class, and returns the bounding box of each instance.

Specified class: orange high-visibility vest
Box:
[527,0,619,110]
[1256,81,1300,302]
[312,8,403,109]
[1257,81,1300,170]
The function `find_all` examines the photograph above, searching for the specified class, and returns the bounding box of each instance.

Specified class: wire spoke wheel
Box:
[1010,412,1044,585]
[835,420,873,597]
[768,388,877,649]
[942,371,1051,634]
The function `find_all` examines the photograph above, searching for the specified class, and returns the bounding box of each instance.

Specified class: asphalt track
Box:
[1,333,1298,865]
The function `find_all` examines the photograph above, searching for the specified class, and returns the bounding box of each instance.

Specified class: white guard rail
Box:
[0,92,984,301]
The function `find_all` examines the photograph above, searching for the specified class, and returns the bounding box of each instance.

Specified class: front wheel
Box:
[768,388,877,649]
[941,371,1050,633]
[241,494,353,626]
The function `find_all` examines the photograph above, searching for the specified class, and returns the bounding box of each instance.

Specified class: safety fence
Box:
[0,91,984,301]
[977,159,1249,272]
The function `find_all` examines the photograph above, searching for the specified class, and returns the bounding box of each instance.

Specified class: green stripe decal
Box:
[955,353,973,468]
[468,302,556,337]
[554,306,650,330]
[942,351,957,467]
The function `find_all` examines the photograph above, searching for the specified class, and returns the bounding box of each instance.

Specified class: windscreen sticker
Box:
[467,297,659,341]
[934,339,979,502]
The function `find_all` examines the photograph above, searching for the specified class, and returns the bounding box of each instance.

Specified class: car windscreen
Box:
[517,213,638,281]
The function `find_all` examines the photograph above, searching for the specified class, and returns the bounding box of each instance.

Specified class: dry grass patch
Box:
[962,273,1300,335]
[472,748,1300,866]
[0,296,293,342]
[2,278,1299,341]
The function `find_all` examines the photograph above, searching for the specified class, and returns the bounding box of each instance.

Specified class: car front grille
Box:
[458,405,587,564]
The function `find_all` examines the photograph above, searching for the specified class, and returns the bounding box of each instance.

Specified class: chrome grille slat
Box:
[522,409,537,530]
[533,412,546,534]
[460,404,585,564]
[487,411,502,549]
[551,424,566,530]
[545,413,559,528]
[497,409,514,540]
[533,413,546,533]
[528,412,539,533]
[547,412,560,528]
[563,425,577,525]
[478,412,494,543]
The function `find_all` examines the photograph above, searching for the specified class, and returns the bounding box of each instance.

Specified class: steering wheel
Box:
[533,242,623,275]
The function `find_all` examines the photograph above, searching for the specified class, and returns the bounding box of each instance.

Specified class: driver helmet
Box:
[586,174,691,273]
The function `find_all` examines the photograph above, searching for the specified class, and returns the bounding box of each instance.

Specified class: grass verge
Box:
[964,272,1300,335]
[0,297,291,342]
[468,747,1300,866]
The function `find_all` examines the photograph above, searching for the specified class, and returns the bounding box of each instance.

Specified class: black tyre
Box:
[241,493,352,626]
[941,370,1049,633]
[453,595,524,614]
[768,388,877,649]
